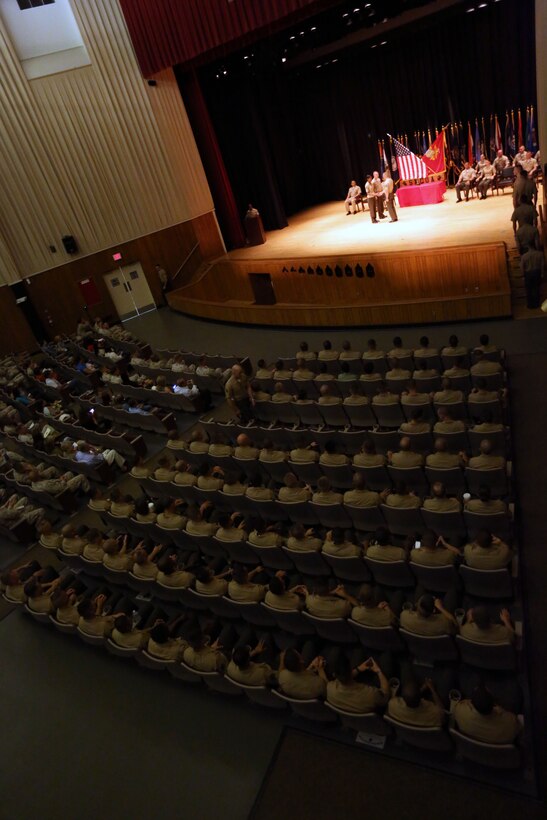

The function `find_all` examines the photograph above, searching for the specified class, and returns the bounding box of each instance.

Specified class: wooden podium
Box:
[244,213,266,246]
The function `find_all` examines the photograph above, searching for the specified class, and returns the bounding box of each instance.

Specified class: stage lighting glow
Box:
[381,40,387,45]
[371,43,377,48]
[281,57,287,63]
[243,55,249,59]
[466,6,475,11]
[478,2,487,6]
[290,35,296,39]
[310,26,317,31]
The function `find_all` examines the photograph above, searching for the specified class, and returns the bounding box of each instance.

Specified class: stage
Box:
[168,189,515,327]
[227,190,516,259]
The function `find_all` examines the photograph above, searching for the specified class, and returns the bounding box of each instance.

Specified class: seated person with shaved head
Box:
[464,484,507,514]
[401,380,432,406]
[388,678,445,727]
[286,523,322,552]
[289,436,319,463]
[353,440,386,468]
[425,437,466,469]
[468,439,506,470]
[422,481,461,512]
[343,473,383,507]
[271,382,294,403]
[318,384,342,405]
[188,429,209,454]
[388,437,424,468]
[234,434,259,460]
[372,382,399,406]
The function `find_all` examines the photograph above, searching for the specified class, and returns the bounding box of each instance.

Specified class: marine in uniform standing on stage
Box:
[365,175,377,223]
[382,171,398,222]
[371,172,386,220]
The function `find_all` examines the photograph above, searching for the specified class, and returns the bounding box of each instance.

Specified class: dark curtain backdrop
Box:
[197,0,536,233]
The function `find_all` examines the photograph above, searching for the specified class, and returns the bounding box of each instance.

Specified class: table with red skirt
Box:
[397,180,446,207]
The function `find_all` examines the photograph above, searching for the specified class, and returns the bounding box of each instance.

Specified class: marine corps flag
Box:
[421,131,446,175]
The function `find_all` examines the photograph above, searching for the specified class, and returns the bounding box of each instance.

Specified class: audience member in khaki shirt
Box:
[467,385,499,404]
[350,584,397,626]
[454,692,520,744]
[468,440,505,470]
[228,565,266,602]
[410,531,459,566]
[265,575,303,611]
[422,482,461,512]
[289,443,319,463]
[111,618,149,650]
[322,530,361,557]
[286,525,322,552]
[271,384,294,403]
[208,441,234,458]
[174,464,198,486]
[184,644,227,673]
[312,484,343,505]
[317,341,339,360]
[188,431,210,454]
[305,579,351,618]
[464,533,511,569]
[259,443,288,463]
[227,641,277,685]
[248,528,284,548]
[327,655,389,713]
[353,442,386,468]
[387,681,444,727]
[433,380,464,404]
[464,491,506,513]
[460,605,514,644]
[388,437,424,467]
[295,343,316,361]
[343,474,382,507]
[194,565,229,596]
[157,503,186,529]
[279,650,327,698]
[385,484,421,509]
[372,387,400,406]
[234,434,259,459]
[400,595,457,636]
[278,473,311,502]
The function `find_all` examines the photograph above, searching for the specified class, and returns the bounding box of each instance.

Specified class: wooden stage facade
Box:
[167,197,514,326]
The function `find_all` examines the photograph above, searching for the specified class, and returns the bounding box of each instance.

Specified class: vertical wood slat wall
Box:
[0,0,214,285]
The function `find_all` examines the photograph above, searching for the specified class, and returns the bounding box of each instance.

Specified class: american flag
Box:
[392,136,428,181]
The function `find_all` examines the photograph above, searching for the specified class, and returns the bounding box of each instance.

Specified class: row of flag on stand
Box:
[379,106,538,182]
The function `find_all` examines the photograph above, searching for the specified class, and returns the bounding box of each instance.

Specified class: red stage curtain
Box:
[119,0,329,77]
[179,70,246,250]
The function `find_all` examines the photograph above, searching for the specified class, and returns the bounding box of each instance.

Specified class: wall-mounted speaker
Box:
[62,235,78,254]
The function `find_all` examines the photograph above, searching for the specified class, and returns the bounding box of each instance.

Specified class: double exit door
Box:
[103,263,156,321]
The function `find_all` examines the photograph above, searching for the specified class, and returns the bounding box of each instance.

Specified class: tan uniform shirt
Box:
[422,497,461,512]
[279,669,326,699]
[148,637,186,660]
[410,547,455,566]
[322,540,361,557]
[312,490,343,505]
[227,660,276,686]
[289,447,318,463]
[366,544,406,562]
[390,451,423,468]
[305,593,350,618]
[388,697,444,727]
[184,645,226,673]
[468,454,505,470]
[265,590,302,611]
[286,535,322,552]
[227,580,265,602]
[400,609,455,636]
[327,679,386,713]
[454,701,520,744]
[426,452,462,469]
[278,486,311,502]
[343,489,380,507]
[195,577,228,596]
[385,493,421,509]
[353,453,386,467]
[351,605,393,627]
[460,622,513,644]
[464,541,511,569]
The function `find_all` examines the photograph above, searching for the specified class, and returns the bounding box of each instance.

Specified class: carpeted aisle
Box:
[250,728,544,820]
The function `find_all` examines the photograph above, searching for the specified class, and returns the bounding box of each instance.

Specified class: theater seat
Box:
[384,716,452,751]
[324,703,390,735]
[449,728,521,769]
[270,690,337,723]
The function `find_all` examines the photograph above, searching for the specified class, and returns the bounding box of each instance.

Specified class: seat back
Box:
[324,703,389,735]
[409,561,458,593]
[384,716,452,751]
[459,565,513,599]
[372,402,405,428]
[288,460,323,485]
[465,468,508,498]
[455,635,516,670]
[467,400,502,423]
[262,604,314,636]
[283,546,330,576]
[420,509,467,541]
[399,629,458,662]
[344,504,386,533]
[449,728,521,768]
[318,403,349,428]
[309,502,352,529]
[387,466,428,495]
[380,504,424,537]
[353,465,391,492]
[319,464,354,490]
[463,511,511,542]
[424,467,466,496]
[364,557,415,587]
[302,612,355,643]
[277,500,318,526]
[343,403,376,428]
[467,429,506,456]
[321,554,370,583]
[270,690,337,722]
[348,619,405,651]
[248,543,294,570]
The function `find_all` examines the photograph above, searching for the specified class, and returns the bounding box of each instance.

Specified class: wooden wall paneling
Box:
[0,1,215,282]
[22,220,216,338]
[0,287,38,355]
[167,243,511,327]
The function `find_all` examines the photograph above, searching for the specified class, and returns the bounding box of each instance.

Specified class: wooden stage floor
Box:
[228,190,517,260]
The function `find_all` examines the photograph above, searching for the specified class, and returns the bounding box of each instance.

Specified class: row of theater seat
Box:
[12,564,524,770]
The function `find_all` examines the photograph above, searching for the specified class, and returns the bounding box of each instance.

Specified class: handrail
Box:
[172,242,199,282]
